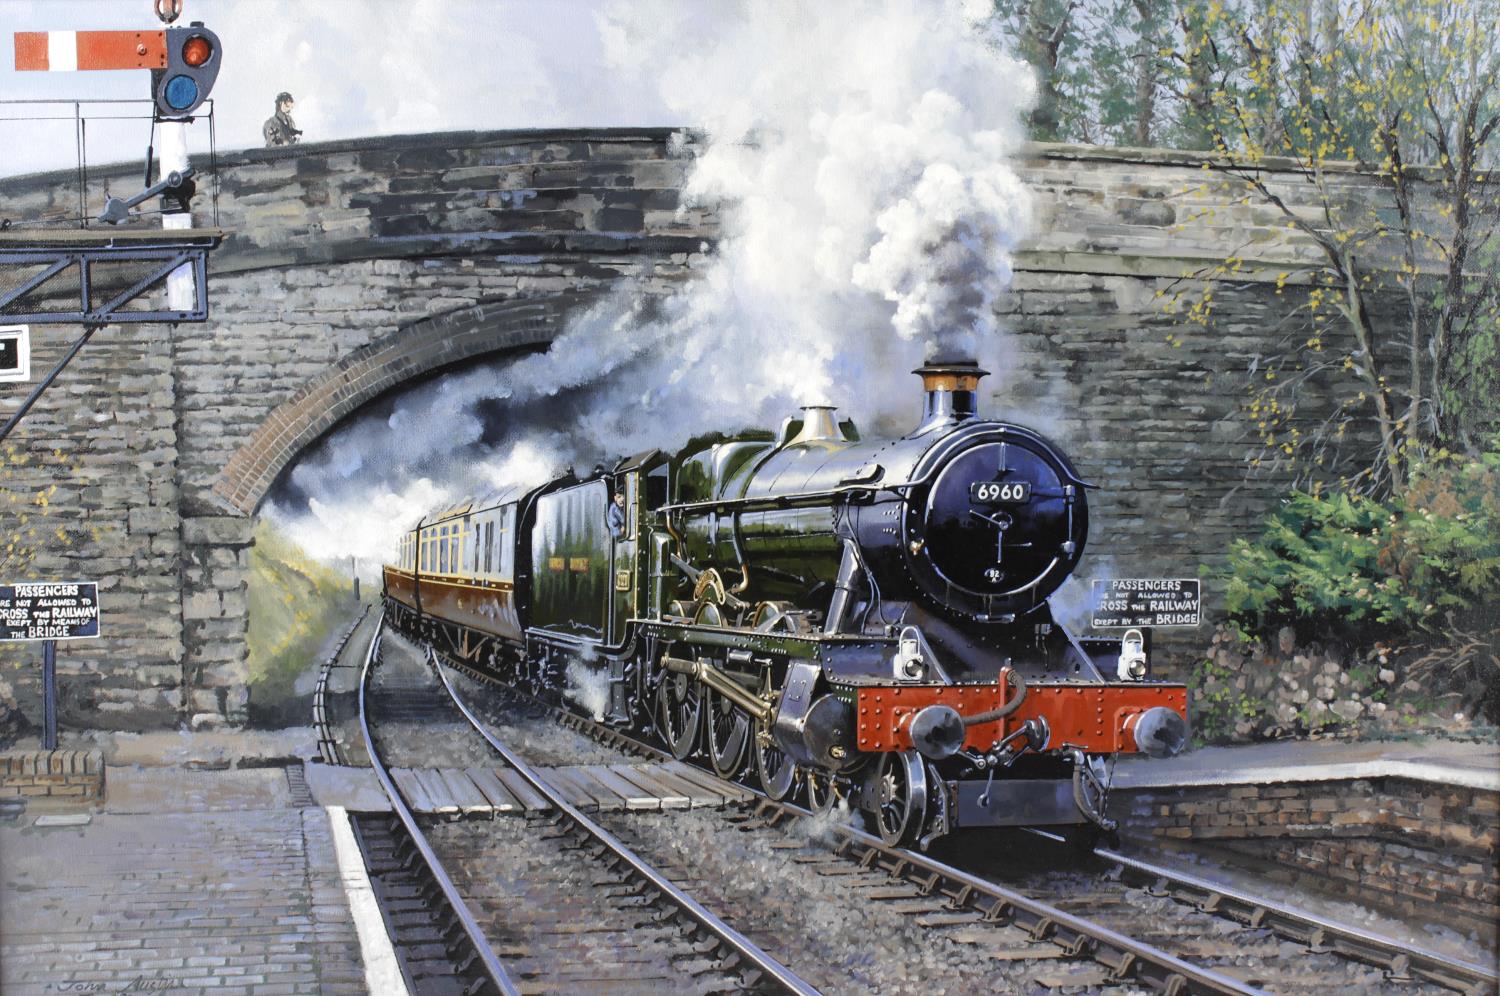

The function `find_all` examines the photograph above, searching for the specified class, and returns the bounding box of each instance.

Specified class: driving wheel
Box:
[755,723,798,800]
[804,767,848,817]
[872,751,928,846]
[705,685,751,779]
[655,656,702,760]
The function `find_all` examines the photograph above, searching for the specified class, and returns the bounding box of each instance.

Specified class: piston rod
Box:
[661,654,775,725]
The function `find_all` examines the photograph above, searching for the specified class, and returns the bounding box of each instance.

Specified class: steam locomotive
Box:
[382,363,1188,847]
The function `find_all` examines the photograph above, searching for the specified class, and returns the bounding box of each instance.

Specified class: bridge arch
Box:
[212,290,602,515]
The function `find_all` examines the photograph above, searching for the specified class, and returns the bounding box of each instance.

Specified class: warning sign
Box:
[1090,579,1201,628]
[0,325,29,383]
[0,581,100,641]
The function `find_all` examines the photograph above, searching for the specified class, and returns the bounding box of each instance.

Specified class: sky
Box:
[0,0,682,177]
[0,0,1047,594]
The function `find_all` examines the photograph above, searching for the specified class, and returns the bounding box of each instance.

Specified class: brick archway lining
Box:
[212,289,605,514]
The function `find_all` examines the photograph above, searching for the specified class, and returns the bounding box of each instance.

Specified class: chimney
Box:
[915,362,988,430]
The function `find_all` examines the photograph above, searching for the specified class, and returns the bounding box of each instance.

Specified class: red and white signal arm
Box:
[0,326,29,384]
[14,30,168,71]
[14,25,220,119]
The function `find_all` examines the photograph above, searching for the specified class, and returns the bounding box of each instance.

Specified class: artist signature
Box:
[55,978,180,992]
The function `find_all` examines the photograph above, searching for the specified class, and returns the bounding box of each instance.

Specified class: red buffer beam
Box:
[14,30,167,72]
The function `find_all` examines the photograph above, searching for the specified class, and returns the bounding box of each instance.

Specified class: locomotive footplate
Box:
[856,680,1188,755]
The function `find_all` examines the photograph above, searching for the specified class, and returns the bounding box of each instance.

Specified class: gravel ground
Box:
[597,807,1155,995]
[1111,834,1496,968]
[425,813,766,994]
[940,833,1457,995]
[446,665,632,766]
[366,633,515,770]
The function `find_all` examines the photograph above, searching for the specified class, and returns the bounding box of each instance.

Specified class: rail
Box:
[1063,833,1500,996]
[427,646,822,996]
[357,612,520,996]
[312,603,370,765]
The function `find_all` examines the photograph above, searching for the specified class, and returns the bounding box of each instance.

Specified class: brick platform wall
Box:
[0,750,106,801]
[1115,778,1499,941]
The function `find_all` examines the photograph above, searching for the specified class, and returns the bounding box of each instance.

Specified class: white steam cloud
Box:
[267,0,1036,570]
[563,660,612,722]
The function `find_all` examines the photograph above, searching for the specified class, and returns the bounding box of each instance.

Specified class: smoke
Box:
[790,797,857,846]
[1049,557,1117,633]
[563,660,612,722]
[267,0,1036,566]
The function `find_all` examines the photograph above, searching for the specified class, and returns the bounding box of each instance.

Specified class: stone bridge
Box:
[0,127,1401,730]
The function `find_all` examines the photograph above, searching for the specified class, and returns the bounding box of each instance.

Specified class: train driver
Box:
[606,491,627,539]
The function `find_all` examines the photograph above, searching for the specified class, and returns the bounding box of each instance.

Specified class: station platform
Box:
[1114,736,1500,792]
[0,762,400,995]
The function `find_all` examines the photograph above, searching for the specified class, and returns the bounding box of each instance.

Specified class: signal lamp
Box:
[163,75,198,110]
[152,23,220,119]
[181,35,212,67]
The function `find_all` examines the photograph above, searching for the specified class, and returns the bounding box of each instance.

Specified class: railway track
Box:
[313,603,370,765]
[430,645,1497,996]
[357,612,818,994]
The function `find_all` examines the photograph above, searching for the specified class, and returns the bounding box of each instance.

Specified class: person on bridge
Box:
[262,92,302,147]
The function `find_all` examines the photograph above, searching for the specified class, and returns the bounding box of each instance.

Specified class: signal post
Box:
[3,6,224,742]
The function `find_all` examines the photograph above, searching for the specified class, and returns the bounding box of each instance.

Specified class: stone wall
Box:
[0,131,1442,729]
[3,131,700,730]
[1115,778,1499,942]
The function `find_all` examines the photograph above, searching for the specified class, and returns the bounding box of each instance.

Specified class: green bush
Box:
[1223,446,1500,644]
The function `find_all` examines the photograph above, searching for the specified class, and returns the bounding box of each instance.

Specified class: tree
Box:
[1165,0,1498,496]
[991,0,1084,141]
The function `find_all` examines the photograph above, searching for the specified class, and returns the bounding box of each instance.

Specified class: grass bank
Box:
[246,518,355,727]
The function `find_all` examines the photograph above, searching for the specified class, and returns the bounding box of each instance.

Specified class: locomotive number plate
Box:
[970,481,1031,504]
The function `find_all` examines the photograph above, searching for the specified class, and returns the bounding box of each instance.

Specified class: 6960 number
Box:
[969,481,1032,504]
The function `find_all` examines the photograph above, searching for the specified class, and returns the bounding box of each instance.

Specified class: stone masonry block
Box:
[182,515,256,548]
[183,591,222,620]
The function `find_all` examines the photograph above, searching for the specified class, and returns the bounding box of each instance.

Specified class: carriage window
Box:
[439,528,449,573]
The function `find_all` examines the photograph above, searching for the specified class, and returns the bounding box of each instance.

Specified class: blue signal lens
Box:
[164,75,199,111]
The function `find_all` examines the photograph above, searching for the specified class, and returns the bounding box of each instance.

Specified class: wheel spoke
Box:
[756,726,797,800]
[656,661,701,760]
[872,751,927,846]
[706,687,750,778]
